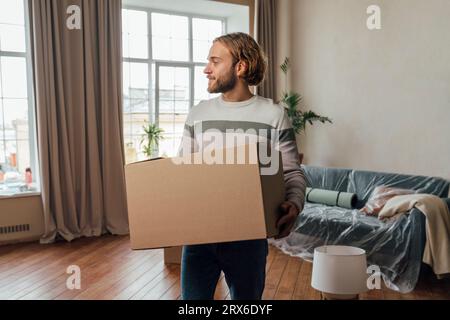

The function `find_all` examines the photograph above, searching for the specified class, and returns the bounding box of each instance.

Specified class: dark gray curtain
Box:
[257,0,277,100]
[29,0,129,243]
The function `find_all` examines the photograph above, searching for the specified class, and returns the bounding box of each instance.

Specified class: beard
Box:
[207,66,238,94]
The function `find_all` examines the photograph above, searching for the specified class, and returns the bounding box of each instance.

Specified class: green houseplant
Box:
[140,122,164,158]
[280,57,332,163]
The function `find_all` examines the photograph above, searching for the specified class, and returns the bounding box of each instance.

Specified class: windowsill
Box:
[0,191,41,200]
[0,181,41,200]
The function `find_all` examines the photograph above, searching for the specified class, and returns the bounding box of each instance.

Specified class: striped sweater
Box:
[177,95,307,212]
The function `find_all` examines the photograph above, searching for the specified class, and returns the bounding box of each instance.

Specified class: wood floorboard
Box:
[1,235,448,300]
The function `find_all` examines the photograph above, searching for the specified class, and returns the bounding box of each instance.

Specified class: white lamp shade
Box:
[311,246,368,295]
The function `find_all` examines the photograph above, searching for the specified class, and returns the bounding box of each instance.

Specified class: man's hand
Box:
[275,201,300,240]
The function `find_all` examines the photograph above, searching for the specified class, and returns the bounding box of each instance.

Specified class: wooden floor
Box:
[0,235,449,300]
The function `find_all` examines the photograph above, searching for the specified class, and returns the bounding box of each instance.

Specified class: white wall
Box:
[276,0,292,98]
[278,0,450,182]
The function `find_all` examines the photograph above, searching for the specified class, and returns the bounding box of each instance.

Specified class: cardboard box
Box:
[125,143,285,250]
[164,246,182,265]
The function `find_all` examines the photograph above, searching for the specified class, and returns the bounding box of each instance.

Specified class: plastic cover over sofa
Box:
[270,166,449,293]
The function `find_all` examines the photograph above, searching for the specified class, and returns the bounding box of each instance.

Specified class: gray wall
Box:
[277,0,450,182]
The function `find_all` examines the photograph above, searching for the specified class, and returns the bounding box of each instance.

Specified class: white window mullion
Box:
[154,62,160,129]
[188,16,193,63]
[188,16,195,110]
[189,66,194,111]
[147,9,154,124]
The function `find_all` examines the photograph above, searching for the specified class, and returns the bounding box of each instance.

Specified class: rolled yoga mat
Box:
[306,188,358,209]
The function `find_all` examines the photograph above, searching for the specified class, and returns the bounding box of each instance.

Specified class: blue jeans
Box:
[181,239,268,300]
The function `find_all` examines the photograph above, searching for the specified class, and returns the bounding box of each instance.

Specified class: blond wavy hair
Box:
[214,32,267,86]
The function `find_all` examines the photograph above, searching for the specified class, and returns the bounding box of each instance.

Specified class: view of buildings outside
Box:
[0,0,37,196]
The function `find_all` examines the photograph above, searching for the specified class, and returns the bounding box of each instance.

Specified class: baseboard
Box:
[0,235,41,247]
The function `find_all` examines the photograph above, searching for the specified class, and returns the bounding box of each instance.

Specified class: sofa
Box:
[270,165,450,293]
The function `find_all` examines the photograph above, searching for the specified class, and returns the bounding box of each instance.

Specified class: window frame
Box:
[0,0,40,198]
[122,6,226,156]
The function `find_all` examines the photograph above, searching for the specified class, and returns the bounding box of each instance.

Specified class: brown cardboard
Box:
[164,246,182,265]
[125,143,285,250]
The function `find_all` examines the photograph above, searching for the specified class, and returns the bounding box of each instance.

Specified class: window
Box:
[0,0,39,196]
[122,8,224,162]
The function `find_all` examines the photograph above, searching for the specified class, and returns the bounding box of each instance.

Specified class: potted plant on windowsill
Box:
[279,57,333,164]
[141,122,165,159]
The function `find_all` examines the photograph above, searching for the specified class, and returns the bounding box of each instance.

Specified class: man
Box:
[178,32,306,300]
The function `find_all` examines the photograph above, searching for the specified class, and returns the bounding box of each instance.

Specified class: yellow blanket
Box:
[378,194,450,277]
